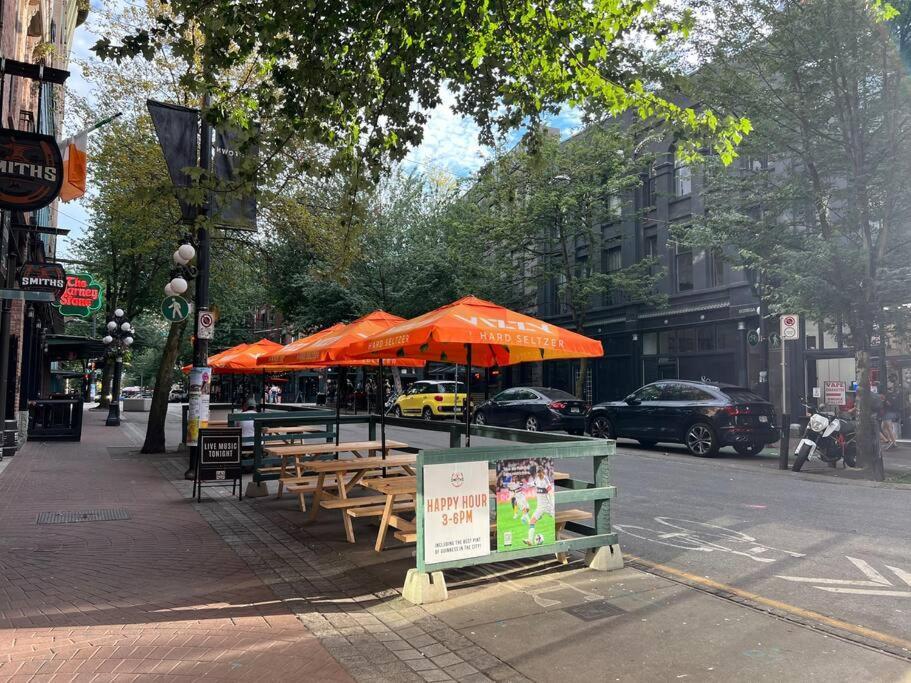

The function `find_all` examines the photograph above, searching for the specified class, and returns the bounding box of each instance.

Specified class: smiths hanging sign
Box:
[53,272,103,318]
[0,130,64,211]
[17,262,66,299]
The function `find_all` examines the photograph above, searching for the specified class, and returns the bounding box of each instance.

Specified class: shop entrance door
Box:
[899,365,911,438]
[642,357,678,385]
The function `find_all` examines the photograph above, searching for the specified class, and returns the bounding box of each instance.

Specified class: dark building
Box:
[518,140,772,406]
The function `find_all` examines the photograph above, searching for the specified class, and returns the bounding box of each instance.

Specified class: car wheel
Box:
[638,440,657,448]
[589,415,614,439]
[685,422,718,457]
[422,407,434,421]
[734,443,762,456]
[393,406,402,418]
[474,411,487,426]
[525,415,539,432]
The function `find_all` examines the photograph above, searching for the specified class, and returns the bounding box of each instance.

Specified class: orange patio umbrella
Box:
[181,343,250,375]
[349,296,604,445]
[214,338,283,373]
[260,311,425,447]
[257,323,347,368]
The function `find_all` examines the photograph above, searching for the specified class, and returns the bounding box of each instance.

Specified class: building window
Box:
[711,248,724,286]
[642,332,658,355]
[676,246,694,292]
[603,246,621,273]
[606,194,622,220]
[645,162,658,208]
[645,234,658,259]
[674,158,692,197]
[697,326,715,351]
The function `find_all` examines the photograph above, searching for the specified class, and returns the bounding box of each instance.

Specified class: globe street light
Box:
[104,310,136,427]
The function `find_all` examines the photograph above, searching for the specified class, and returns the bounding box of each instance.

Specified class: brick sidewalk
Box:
[0,409,353,681]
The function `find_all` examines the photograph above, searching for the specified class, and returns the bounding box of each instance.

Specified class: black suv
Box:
[586,380,778,457]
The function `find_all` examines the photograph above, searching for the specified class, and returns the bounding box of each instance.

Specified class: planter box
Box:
[123,398,152,412]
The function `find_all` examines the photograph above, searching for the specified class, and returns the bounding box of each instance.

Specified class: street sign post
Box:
[197,310,215,340]
[161,295,190,322]
[778,314,800,470]
[780,314,800,340]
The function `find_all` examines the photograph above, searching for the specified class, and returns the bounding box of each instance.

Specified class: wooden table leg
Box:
[296,456,307,512]
[375,494,396,552]
[308,473,325,521]
[556,521,568,564]
[336,470,356,543]
[276,456,287,500]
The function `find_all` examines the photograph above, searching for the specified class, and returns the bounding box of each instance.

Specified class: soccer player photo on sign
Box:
[495,458,556,551]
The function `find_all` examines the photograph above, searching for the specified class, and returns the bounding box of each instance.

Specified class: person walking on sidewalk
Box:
[881,388,899,450]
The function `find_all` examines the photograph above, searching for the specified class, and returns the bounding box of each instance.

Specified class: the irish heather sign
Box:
[0,130,64,211]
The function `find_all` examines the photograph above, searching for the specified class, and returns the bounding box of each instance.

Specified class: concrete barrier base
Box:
[402,569,448,605]
[244,481,270,498]
[585,543,624,571]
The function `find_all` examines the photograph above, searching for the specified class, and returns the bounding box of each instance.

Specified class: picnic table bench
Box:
[263,439,410,509]
[302,453,417,543]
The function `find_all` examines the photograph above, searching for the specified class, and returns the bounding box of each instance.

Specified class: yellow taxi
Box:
[392,380,468,420]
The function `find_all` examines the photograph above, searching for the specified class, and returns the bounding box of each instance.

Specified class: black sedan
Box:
[586,380,778,456]
[473,387,587,434]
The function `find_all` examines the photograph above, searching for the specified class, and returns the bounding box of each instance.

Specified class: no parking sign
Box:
[197,309,215,339]
[780,314,800,341]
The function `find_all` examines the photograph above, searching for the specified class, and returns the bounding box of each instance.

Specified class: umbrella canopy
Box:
[215,338,284,374]
[347,295,603,367]
[181,343,250,375]
[257,323,347,368]
[261,311,424,368]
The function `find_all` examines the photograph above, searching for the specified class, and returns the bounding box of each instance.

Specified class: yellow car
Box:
[392,380,468,420]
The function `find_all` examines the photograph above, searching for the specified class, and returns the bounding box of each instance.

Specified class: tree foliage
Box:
[93,0,751,179]
[679,0,911,477]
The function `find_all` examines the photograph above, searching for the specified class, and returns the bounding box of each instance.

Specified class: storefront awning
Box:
[46,334,107,361]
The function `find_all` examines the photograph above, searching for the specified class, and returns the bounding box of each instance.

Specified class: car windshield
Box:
[437,382,466,394]
[722,388,766,403]
[535,388,578,400]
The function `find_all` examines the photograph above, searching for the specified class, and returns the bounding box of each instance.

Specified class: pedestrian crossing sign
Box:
[161,295,191,322]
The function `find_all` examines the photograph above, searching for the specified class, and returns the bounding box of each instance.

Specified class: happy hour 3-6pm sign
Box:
[422,461,490,564]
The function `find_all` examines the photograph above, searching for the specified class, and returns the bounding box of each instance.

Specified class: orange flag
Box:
[58,132,87,202]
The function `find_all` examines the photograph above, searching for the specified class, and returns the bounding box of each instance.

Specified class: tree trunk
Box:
[854,349,884,481]
[96,362,113,408]
[141,318,188,454]
[575,357,590,400]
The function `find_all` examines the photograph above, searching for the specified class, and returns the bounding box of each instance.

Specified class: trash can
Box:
[2,418,18,459]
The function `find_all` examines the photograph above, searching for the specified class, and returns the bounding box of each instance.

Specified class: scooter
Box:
[792,403,857,472]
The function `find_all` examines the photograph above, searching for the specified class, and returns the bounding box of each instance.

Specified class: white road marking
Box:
[615,517,805,564]
[777,556,911,598]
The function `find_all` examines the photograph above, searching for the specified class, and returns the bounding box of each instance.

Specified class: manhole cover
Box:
[564,601,625,622]
[37,509,130,524]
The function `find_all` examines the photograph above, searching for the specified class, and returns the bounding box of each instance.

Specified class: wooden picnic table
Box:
[305,454,417,543]
[261,425,322,435]
[264,440,411,511]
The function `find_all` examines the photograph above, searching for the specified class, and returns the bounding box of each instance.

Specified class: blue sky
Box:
[57,14,583,257]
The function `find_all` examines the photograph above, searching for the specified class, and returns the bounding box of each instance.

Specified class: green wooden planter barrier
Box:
[220,410,623,600]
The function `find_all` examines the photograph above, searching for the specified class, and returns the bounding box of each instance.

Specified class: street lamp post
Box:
[103,309,135,426]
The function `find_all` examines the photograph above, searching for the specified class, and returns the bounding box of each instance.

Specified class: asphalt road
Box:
[328,419,911,655]
[608,442,911,648]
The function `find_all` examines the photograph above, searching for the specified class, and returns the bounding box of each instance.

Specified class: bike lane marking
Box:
[777,556,911,597]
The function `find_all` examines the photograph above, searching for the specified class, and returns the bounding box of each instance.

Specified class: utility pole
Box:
[186,95,212,479]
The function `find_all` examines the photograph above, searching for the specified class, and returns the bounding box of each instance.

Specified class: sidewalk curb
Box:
[615,446,911,491]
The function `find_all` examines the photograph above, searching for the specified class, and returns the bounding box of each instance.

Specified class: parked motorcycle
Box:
[792,403,857,471]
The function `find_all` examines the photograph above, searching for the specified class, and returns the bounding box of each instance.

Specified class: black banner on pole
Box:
[147,100,199,221]
[211,126,257,231]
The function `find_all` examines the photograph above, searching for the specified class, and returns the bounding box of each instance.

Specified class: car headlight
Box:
[809,414,829,432]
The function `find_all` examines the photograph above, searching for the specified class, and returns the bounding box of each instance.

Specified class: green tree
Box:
[467,127,666,397]
[679,0,911,478]
[93,0,751,180]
